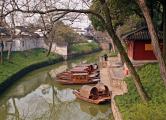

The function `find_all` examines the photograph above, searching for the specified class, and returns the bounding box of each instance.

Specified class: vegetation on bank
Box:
[0,42,100,84]
[115,64,166,120]
[0,48,61,84]
[100,50,118,57]
[109,52,118,57]
[70,42,100,54]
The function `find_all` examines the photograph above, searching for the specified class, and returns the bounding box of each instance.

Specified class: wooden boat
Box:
[75,63,99,74]
[57,63,99,77]
[55,64,100,85]
[73,83,111,104]
[56,67,99,79]
[56,78,100,85]
[56,71,100,85]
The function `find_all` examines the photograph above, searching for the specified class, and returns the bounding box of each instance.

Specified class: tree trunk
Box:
[99,0,149,102]
[138,0,166,87]
[7,41,13,61]
[110,38,116,52]
[0,47,3,64]
[163,0,166,63]
[0,41,4,64]
[147,0,154,19]
[47,39,53,56]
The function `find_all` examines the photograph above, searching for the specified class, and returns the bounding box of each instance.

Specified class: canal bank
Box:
[0,47,101,94]
[0,52,113,120]
[104,56,166,120]
[99,57,127,120]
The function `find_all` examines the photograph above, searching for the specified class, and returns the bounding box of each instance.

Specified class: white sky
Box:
[64,14,91,30]
[5,0,91,31]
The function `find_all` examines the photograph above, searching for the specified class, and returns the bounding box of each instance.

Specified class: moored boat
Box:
[56,63,100,85]
[56,72,100,85]
[75,63,99,74]
[73,83,111,104]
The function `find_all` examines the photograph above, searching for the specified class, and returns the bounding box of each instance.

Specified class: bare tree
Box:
[0,0,5,64]
[0,0,16,62]
[1,0,149,101]
[7,1,16,61]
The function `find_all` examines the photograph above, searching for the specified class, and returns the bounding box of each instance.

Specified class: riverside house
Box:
[123,27,163,61]
[122,27,163,75]
[0,27,12,52]
[0,26,68,57]
[0,26,46,51]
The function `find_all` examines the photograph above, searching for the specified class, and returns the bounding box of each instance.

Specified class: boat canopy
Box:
[95,83,110,95]
[80,85,99,99]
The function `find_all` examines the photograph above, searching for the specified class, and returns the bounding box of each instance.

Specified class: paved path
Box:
[99,57,128,120]
[100,66,112,90]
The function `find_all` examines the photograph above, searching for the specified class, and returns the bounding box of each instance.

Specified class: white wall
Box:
[3,37,47,51]
[3,38,68,58]
[51,43,68,56]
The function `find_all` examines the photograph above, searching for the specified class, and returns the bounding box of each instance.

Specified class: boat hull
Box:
[56,72,100,80]
[73,90,111,104]
[55,79,100,85]
[55,63,100,85]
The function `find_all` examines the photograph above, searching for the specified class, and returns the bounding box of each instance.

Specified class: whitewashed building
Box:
[11,37,46,51]
[1,27,46,51]
[0,26,68,58]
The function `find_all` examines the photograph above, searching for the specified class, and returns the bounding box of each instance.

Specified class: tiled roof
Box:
[122,27,163,41]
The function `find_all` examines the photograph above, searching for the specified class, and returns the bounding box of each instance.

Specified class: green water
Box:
[0,53,113,120]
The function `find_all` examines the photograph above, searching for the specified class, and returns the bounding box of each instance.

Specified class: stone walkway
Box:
[99,57,128,120]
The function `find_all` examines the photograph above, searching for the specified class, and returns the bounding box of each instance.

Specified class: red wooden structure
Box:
[123,27,163,61]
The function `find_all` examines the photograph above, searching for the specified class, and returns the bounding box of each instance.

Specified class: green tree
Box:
[89,0,142,30]
[49,22,76,44]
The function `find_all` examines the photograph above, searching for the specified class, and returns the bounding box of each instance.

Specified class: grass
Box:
[0,48,61,84]
[109,51,118,57]
[115,64,166,120]
[70,42,100,54]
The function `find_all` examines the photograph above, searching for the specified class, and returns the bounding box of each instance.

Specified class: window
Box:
[22,41,24,47]
[145,44,153,51]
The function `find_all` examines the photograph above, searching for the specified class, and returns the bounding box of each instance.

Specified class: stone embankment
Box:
[99,57,128,120]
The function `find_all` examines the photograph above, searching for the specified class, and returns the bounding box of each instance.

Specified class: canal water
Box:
[0,53,113,120]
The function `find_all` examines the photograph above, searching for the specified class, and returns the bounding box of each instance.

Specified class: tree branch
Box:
[2,8,105,24]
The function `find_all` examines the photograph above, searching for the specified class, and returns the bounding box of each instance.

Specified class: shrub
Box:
[70,42,99,54]
[115,64,166,120]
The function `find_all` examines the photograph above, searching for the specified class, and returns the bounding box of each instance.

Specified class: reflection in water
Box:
[0,52,113,120]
